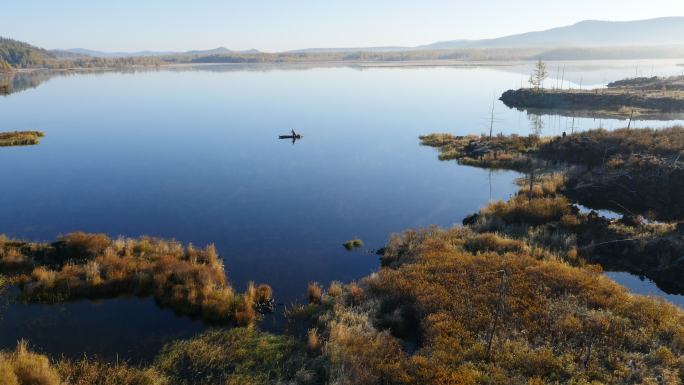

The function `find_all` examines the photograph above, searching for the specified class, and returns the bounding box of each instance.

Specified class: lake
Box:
[1,59,683,361]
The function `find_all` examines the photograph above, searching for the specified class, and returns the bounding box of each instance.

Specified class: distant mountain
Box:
[66,47,262,58]
[29,17,684,61]
[4,16,684,69]
[421,17,684,49]
[65,48,177,58]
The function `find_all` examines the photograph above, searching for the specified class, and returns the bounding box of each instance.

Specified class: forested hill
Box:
[0,37,161,70]
[0,37,55,69]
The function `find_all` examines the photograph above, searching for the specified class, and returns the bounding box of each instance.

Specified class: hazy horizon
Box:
[3,0,684,52]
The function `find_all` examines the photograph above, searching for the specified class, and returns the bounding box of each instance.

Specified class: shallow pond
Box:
[1,59,683,361]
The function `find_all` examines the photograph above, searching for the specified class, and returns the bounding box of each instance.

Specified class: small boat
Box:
[279,134,302,139]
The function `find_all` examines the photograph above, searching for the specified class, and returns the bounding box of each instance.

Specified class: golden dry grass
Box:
[306,226,684,384]
[0,233,272,325]
[0,131,44,147]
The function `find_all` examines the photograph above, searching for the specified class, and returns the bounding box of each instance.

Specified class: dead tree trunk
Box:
[486,270,508,360]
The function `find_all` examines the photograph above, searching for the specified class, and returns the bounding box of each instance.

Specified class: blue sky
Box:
[3,0,684,52]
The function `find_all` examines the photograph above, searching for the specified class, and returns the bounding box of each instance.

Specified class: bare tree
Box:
[486,269,508,360]
[489,99,495,138]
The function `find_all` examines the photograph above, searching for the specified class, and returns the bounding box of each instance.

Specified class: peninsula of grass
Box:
[421,126,684,220]
[0,131,44,146]
[421,126,684,292]
[0,232,273,325]
[295,225,684,384]
[342,238,364,250]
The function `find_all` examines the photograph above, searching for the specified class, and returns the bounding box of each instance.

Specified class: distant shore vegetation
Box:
[5,35,684,73]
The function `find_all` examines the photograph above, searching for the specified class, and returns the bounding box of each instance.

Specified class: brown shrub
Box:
[58,232,111,261]
[255,284,273,304]
[347,283,364,305]
[308,282,322,304]
[327,281,343,298]
[307,329,321,352]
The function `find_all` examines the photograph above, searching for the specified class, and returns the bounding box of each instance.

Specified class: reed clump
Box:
[0,232,272,325]
[0,131,44,147]
[307,282,322,304]
[0,341,61,385]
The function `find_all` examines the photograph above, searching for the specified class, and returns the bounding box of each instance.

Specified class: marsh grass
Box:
[301,225,684,384]
[57,358,168,385]
[0,341,61,385]
[0,232,272,325]
[540,126,684,166]
[155,328,316,385]
[287,126,684,384]
[419,133,545,171]
[0,131,44,147]
[480,195,572,226]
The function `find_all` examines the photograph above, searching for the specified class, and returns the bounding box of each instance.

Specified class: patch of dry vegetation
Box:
[155,327,319,385]
[420,133,542,171]
[540,126,684,167]
[1,330,315,385]
[0,232,272,325]
[0,131,44,147]
[470,171,684,292]
[56,358,168,385]
[423,127,684,220]
[0,341,61,385]
[300,226,684,384]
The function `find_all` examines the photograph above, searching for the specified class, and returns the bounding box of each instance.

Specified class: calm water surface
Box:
[1,60,683,361]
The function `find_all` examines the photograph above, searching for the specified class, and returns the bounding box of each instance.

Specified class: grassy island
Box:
[0,232,273,325]
[0,131,44,146]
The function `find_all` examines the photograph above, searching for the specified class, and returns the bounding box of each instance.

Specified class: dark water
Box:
[1,60,683,361]
[605,272,684,307]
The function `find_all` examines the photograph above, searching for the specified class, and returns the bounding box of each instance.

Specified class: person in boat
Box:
[291,129,297,137]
